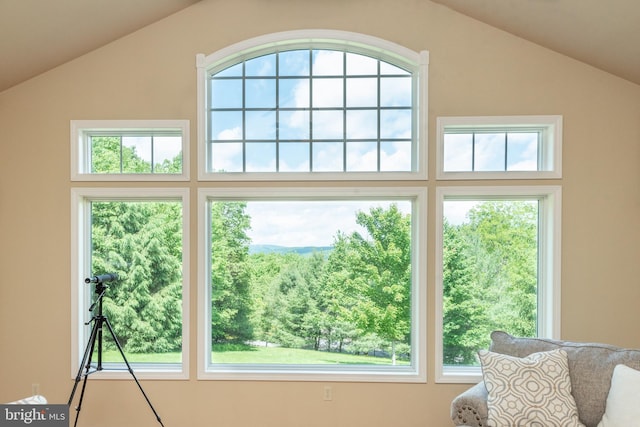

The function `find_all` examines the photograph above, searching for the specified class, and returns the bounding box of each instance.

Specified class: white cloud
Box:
[217,126,242,140]
[246,200,410,247]
[443,201,478,226]
[211,141,242,172]
[380,141,411,171]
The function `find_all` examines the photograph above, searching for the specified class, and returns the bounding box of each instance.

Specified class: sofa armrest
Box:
[7,395,47,405]
[450,381,488,427]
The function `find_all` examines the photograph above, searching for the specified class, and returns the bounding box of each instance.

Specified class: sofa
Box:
[6,395,47,404]
[451,331,640,427]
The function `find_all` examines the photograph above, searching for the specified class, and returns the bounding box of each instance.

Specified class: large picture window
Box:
[198,187,426,382]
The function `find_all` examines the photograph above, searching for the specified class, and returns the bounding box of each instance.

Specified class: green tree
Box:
[210,201,253,343]
[466,201,537,337]
[91,201,183,353]
[326,204,411,363]
[442,201,538,364]
[442,219,489,364]
[91,136,153,173]
[247,252,288,346]
[154,152,182,174]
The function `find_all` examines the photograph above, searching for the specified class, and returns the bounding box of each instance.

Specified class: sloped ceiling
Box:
[0,0,201,93]
[430,0,640,85]
[1,0,639,93]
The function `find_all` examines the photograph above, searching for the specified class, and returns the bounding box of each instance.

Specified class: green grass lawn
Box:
[93,350,182,364]
[212,345,408,365]
[97,345,408,365]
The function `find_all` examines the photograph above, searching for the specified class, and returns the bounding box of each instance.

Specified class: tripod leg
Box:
[68,317,101,426]
[72,373,91,427]
[103,317,165,427]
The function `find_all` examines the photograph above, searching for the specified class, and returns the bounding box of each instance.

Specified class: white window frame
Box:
[70,119,190,181]
[434,185,562,383]
[196,29,429,181]
[71,187,190,380]
[197,186,427,382]
[436,115,562,180]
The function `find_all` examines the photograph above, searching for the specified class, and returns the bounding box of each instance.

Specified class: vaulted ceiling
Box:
[1,0,639,93]
[0,0,201,93]
[430,0,640,86]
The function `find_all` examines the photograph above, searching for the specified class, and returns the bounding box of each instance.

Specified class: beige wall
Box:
[1,0,639,425]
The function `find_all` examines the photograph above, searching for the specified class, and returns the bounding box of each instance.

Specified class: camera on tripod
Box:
[69,271,164,427]
[84,273,118,284]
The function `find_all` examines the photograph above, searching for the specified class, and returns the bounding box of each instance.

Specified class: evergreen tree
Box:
[91,201,183,353]
[442,201,538,364]
[442,220,488,364]
[210,201,253,343]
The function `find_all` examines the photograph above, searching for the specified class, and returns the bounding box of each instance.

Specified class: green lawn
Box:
[97,345,408,365]
[93,350,182,364]
[211,345,408,365]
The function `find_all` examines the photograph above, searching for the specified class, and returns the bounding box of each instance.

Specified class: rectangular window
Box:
[71,188,189,379]
[197,187,426,382]
[435,186,561,383]
[436,116,562,180]
[71,120,190,181]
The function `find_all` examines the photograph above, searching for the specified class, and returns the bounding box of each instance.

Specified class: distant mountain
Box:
[249,245,333,256]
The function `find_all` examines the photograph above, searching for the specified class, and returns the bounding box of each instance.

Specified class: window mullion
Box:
[377,59,382,172]
[119,136,124,173]
[471,133,476,172]
[504,132,508,171]
[150,135,155,173]
[309,49,314,172]
[275,52,280,173]
[342,51,347,172]
[242,61,247,172]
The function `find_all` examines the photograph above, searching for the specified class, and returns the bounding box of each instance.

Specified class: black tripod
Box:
[68,278,165,427]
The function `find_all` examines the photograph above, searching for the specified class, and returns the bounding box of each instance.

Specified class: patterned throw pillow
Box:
[478,349,584,427]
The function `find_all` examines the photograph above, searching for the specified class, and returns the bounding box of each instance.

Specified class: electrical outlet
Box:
[323,385,332,401]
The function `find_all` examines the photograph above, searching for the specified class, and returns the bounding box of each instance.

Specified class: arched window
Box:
[197,30,428,180]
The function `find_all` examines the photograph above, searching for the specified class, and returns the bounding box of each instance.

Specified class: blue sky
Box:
[246,200,412,247]
[443,132,538,172]
[210,49,413,173]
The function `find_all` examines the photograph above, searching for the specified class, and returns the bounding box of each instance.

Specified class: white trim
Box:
[416,50,430,180]
[71,187,190,380]
[196,30,428,181]
[436,115,562,180]
[197,186,427,382]
[199,30,421,72]
[434,185,561,383]
[70,120,190,181]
